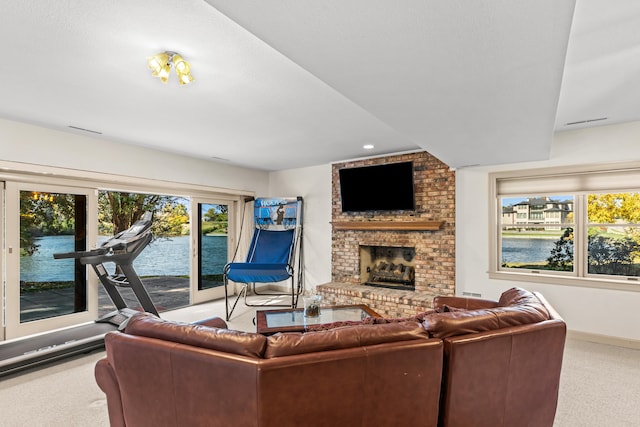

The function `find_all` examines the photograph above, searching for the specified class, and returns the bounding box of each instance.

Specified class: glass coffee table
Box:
[256,304,380,335]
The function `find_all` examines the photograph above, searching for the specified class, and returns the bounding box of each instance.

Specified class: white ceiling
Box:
[1,1,638,171]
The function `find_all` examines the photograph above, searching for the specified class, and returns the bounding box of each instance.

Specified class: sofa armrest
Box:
[95,358,126,427]
[433,296,499,310]
[533,291,564,321]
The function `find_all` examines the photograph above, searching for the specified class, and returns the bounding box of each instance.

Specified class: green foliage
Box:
[202,206,228,235]
[588,234,640,275]
[546,227,574,271]
[98,191,190,237]
[544,226,640,275]
[153,201,190,237]
[20,191,191,256]
[19,192,79,255]
[99,191,162,235]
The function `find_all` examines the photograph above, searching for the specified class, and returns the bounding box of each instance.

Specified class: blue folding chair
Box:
[224,199,303,321]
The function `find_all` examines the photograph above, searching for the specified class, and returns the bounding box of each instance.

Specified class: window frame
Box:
[489,161,640,292]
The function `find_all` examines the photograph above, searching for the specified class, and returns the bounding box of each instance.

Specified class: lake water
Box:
[20,235,228,282]
[21,235,559,281]
[501,237,557,263]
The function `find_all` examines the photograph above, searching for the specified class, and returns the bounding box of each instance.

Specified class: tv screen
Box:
[339,162,415,212]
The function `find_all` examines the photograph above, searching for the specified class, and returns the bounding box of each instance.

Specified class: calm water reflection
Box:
[501,237,558,263]
[20,235,227,282]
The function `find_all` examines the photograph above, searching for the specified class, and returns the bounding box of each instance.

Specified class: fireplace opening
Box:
[360,245,416,291]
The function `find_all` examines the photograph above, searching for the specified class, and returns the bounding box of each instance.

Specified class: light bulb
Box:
[147,53,169,73]
[179,72,194,85]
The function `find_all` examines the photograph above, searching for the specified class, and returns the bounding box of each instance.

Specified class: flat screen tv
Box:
[339,161,415,212]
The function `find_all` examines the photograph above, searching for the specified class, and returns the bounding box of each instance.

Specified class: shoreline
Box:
[502,234,561,240]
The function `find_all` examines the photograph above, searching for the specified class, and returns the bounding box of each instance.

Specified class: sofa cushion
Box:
[124,313,267,358]
[265,321,428,358]
[498,287,550,311]
[435,304,465,313]
[421,309,501,339]
[422,288,551,338]
[304,316,376,331]
[304,309,436,331]
[372,309,436,324]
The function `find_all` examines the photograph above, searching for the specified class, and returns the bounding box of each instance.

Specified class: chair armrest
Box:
[433,296,499,310]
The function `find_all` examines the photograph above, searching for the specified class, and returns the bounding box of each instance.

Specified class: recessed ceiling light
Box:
[363,144,374,150]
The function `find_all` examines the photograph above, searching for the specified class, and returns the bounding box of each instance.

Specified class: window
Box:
[500,195,575,274]
[587,193,640,278]
[491,163,640,291]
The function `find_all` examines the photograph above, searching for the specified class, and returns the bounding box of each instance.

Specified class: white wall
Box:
[8,116,639,342]
[457,120,640,343]
[268,164,332,292]
[0,118,269,193]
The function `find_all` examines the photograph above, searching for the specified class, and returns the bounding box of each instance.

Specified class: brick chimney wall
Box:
[317,151,456,317]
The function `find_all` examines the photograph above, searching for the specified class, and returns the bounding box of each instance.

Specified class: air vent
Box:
[68,126,102,135]
[462,291,482,297]
[565,117,607,126]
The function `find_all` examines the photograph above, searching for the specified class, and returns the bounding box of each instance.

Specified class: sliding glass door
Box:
[4,182,97,339]
[191,198,234,304]
[96,191,193,316]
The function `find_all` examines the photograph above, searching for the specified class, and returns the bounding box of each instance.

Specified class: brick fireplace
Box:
[317,151,456,318]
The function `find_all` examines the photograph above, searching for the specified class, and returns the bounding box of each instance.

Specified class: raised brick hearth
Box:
[317,151,455,318]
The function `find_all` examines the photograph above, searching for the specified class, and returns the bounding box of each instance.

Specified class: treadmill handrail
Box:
[99,228,151,251]
[80,232,153,265]
[53,211,154,263]
[53,248,108,260]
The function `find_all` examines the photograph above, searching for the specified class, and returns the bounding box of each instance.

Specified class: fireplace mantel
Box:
[331,220,444,231]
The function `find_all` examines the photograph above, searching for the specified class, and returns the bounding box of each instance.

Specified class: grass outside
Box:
[503,261,640,275]
[501,262,571,272]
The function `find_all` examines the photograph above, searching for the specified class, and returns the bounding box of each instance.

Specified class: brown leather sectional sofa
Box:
[429,288,566,427]
[95,288,566,427]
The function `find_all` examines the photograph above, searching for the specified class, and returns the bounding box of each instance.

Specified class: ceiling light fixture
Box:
[147,51,194,85]
[363,144,375,150]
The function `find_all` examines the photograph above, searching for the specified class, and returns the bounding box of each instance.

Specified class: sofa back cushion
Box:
[124,313,267,358]
[498,287,548,310]
[265,321,428,358]
[423,288,551,339]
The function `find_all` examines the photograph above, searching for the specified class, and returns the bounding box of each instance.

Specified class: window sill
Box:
[488,270,640,292]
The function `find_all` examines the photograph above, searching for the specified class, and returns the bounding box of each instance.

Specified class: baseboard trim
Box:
[567,330,640,350]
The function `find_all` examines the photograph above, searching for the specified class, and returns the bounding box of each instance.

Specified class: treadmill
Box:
[0,212,159,376]
[63,211,160,325]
